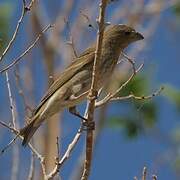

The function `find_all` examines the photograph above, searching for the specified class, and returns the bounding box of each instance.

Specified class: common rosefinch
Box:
[20,24,144,146]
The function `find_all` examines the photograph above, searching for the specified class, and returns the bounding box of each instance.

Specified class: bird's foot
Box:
[69,106,95,131]
[82,120,95,131]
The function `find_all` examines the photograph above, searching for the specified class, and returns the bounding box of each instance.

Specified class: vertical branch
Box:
[5,72,16,128]
[5,72,20,180]
[142,167,147,180]
[70,104,108,180]
[81,0,108,180]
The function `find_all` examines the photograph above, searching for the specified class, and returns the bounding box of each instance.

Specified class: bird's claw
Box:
[82,120,95,131]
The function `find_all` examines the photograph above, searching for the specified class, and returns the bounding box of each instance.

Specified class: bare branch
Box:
[4,71,20,178]
[0,120,46,178]
[27,143,47,179]
[55,137,60,162]
[95,63,144,108]
[152,175,158,180]
[142,167,147,180]
[14,66,33,116]
[0,0,35,62]
[0,24,53,73]
[0,120,18,134]
[46,124,83,179]
[121,52,136,74]
[110,86,164,102]
[79,10,96,30]
[81,1,108,180]
[64,18,78,58]
[5,72,16,128]
[1,135,19,155]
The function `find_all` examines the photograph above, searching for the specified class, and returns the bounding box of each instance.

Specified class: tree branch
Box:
[95,63,144,108]
[81,0,108,180]
[0,24,53,73]
[0,0,35,62]
[46,122,84,179]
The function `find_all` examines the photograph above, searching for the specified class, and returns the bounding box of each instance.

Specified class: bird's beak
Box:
[136,32,144,40]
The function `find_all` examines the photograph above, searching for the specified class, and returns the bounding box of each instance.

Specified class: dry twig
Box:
[14,66,33,115]
[5,72,16,128]
[46,124,84,179]
[0,0,35,62]
[0,24,53,73]
[81,0,108,180]
[121,52,136,74]
[142,167,147,180]
[95,63,144,108]
[110,86,164,102]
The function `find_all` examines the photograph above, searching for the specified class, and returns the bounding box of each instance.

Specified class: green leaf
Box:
[163,84,180,111]
[119,73,149,97]
[0,3,13,51]
[171,127,180,143]
[172,2,180,16]
[108,116,140,139]
[137,101,157,127]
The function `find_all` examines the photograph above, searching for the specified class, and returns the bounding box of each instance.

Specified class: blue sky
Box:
[0,0,180,180]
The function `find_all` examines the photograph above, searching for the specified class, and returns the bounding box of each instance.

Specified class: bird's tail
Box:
[20,115,41,146]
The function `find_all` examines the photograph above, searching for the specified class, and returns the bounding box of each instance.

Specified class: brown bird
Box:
[20,24,144,146]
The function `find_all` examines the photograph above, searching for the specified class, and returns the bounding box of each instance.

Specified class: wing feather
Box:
[33,47,95,114]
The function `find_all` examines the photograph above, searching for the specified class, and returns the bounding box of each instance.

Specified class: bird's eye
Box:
[124,31,131,36]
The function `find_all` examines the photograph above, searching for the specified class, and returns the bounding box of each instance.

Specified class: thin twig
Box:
[5,71,20,179]
[1,135,19,155]
[64,18,78,58]
[95,63,144,108]
[0,120,46,178]
[0,0,35,62]
[46,124,83,179]
[79,10,96,30]
[142,167,147,180]
[27,143,46,176]
[152,175,158,180]
[122,52,136,74]
[46,105,89,179]
[5,72,16,128]
[26,0,36,11]
[0,122,19,155]
[0,120,18,134]
[55,136,60,170]
[0,24,53,73]
[81,1,108,180]
[110,86,164,102]
[14,66,33,115]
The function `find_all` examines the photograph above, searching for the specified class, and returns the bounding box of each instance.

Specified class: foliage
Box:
[173,1,180,17]
[0,3,12,52]
[108,73,157,139]
[163,84,180,112]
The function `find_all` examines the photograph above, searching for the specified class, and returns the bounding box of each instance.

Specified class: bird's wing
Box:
[33,47,95,115]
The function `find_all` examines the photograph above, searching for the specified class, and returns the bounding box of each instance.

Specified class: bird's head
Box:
[103,24,144,49]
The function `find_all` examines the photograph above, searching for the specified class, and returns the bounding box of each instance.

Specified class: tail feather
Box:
[20,116,41,146]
